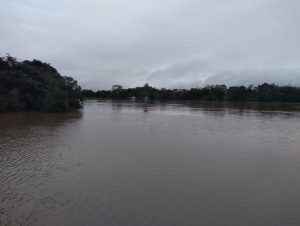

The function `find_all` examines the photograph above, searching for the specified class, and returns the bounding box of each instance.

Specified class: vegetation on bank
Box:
[2,54,299,113]
[82,83,300,102]
[0,55,82,112]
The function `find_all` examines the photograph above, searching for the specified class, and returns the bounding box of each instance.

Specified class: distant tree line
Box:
[0,55,82,112]
[82,83,300,102]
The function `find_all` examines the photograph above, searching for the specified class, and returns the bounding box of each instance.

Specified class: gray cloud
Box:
[1,0,300,89]
[205,69,300,87]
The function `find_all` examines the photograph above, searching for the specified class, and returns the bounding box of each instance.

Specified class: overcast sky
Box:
[1,0,300,89]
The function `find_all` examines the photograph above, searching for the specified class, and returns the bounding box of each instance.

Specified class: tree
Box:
[0,55,82,112]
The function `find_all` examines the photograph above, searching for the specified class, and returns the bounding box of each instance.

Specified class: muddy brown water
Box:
[1,99,300,226]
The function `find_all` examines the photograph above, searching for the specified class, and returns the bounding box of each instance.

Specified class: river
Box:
[1,99,300,226]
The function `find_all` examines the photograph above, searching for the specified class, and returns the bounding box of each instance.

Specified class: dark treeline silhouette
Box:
[82,83,300,102]
[0,55,82,112]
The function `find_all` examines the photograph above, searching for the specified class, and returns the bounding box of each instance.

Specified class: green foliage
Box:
[0,55,82,112]
[226,86,248,101]
[82,83,300,103]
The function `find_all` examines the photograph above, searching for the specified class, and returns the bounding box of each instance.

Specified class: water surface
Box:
[1,100,300,226]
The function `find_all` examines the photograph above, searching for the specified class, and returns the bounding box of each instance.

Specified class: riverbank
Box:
[82,83,300,103]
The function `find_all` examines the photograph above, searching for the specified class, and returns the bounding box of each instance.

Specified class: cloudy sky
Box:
[1,0,300,89]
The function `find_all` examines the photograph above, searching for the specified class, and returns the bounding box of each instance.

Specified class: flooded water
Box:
[1,99,300,226]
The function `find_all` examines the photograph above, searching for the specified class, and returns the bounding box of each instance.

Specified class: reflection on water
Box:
[108,99,300,115]
[1,100,300,226]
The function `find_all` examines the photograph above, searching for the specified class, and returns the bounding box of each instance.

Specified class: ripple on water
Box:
[0,113,82,226]
[1,101,300,226]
